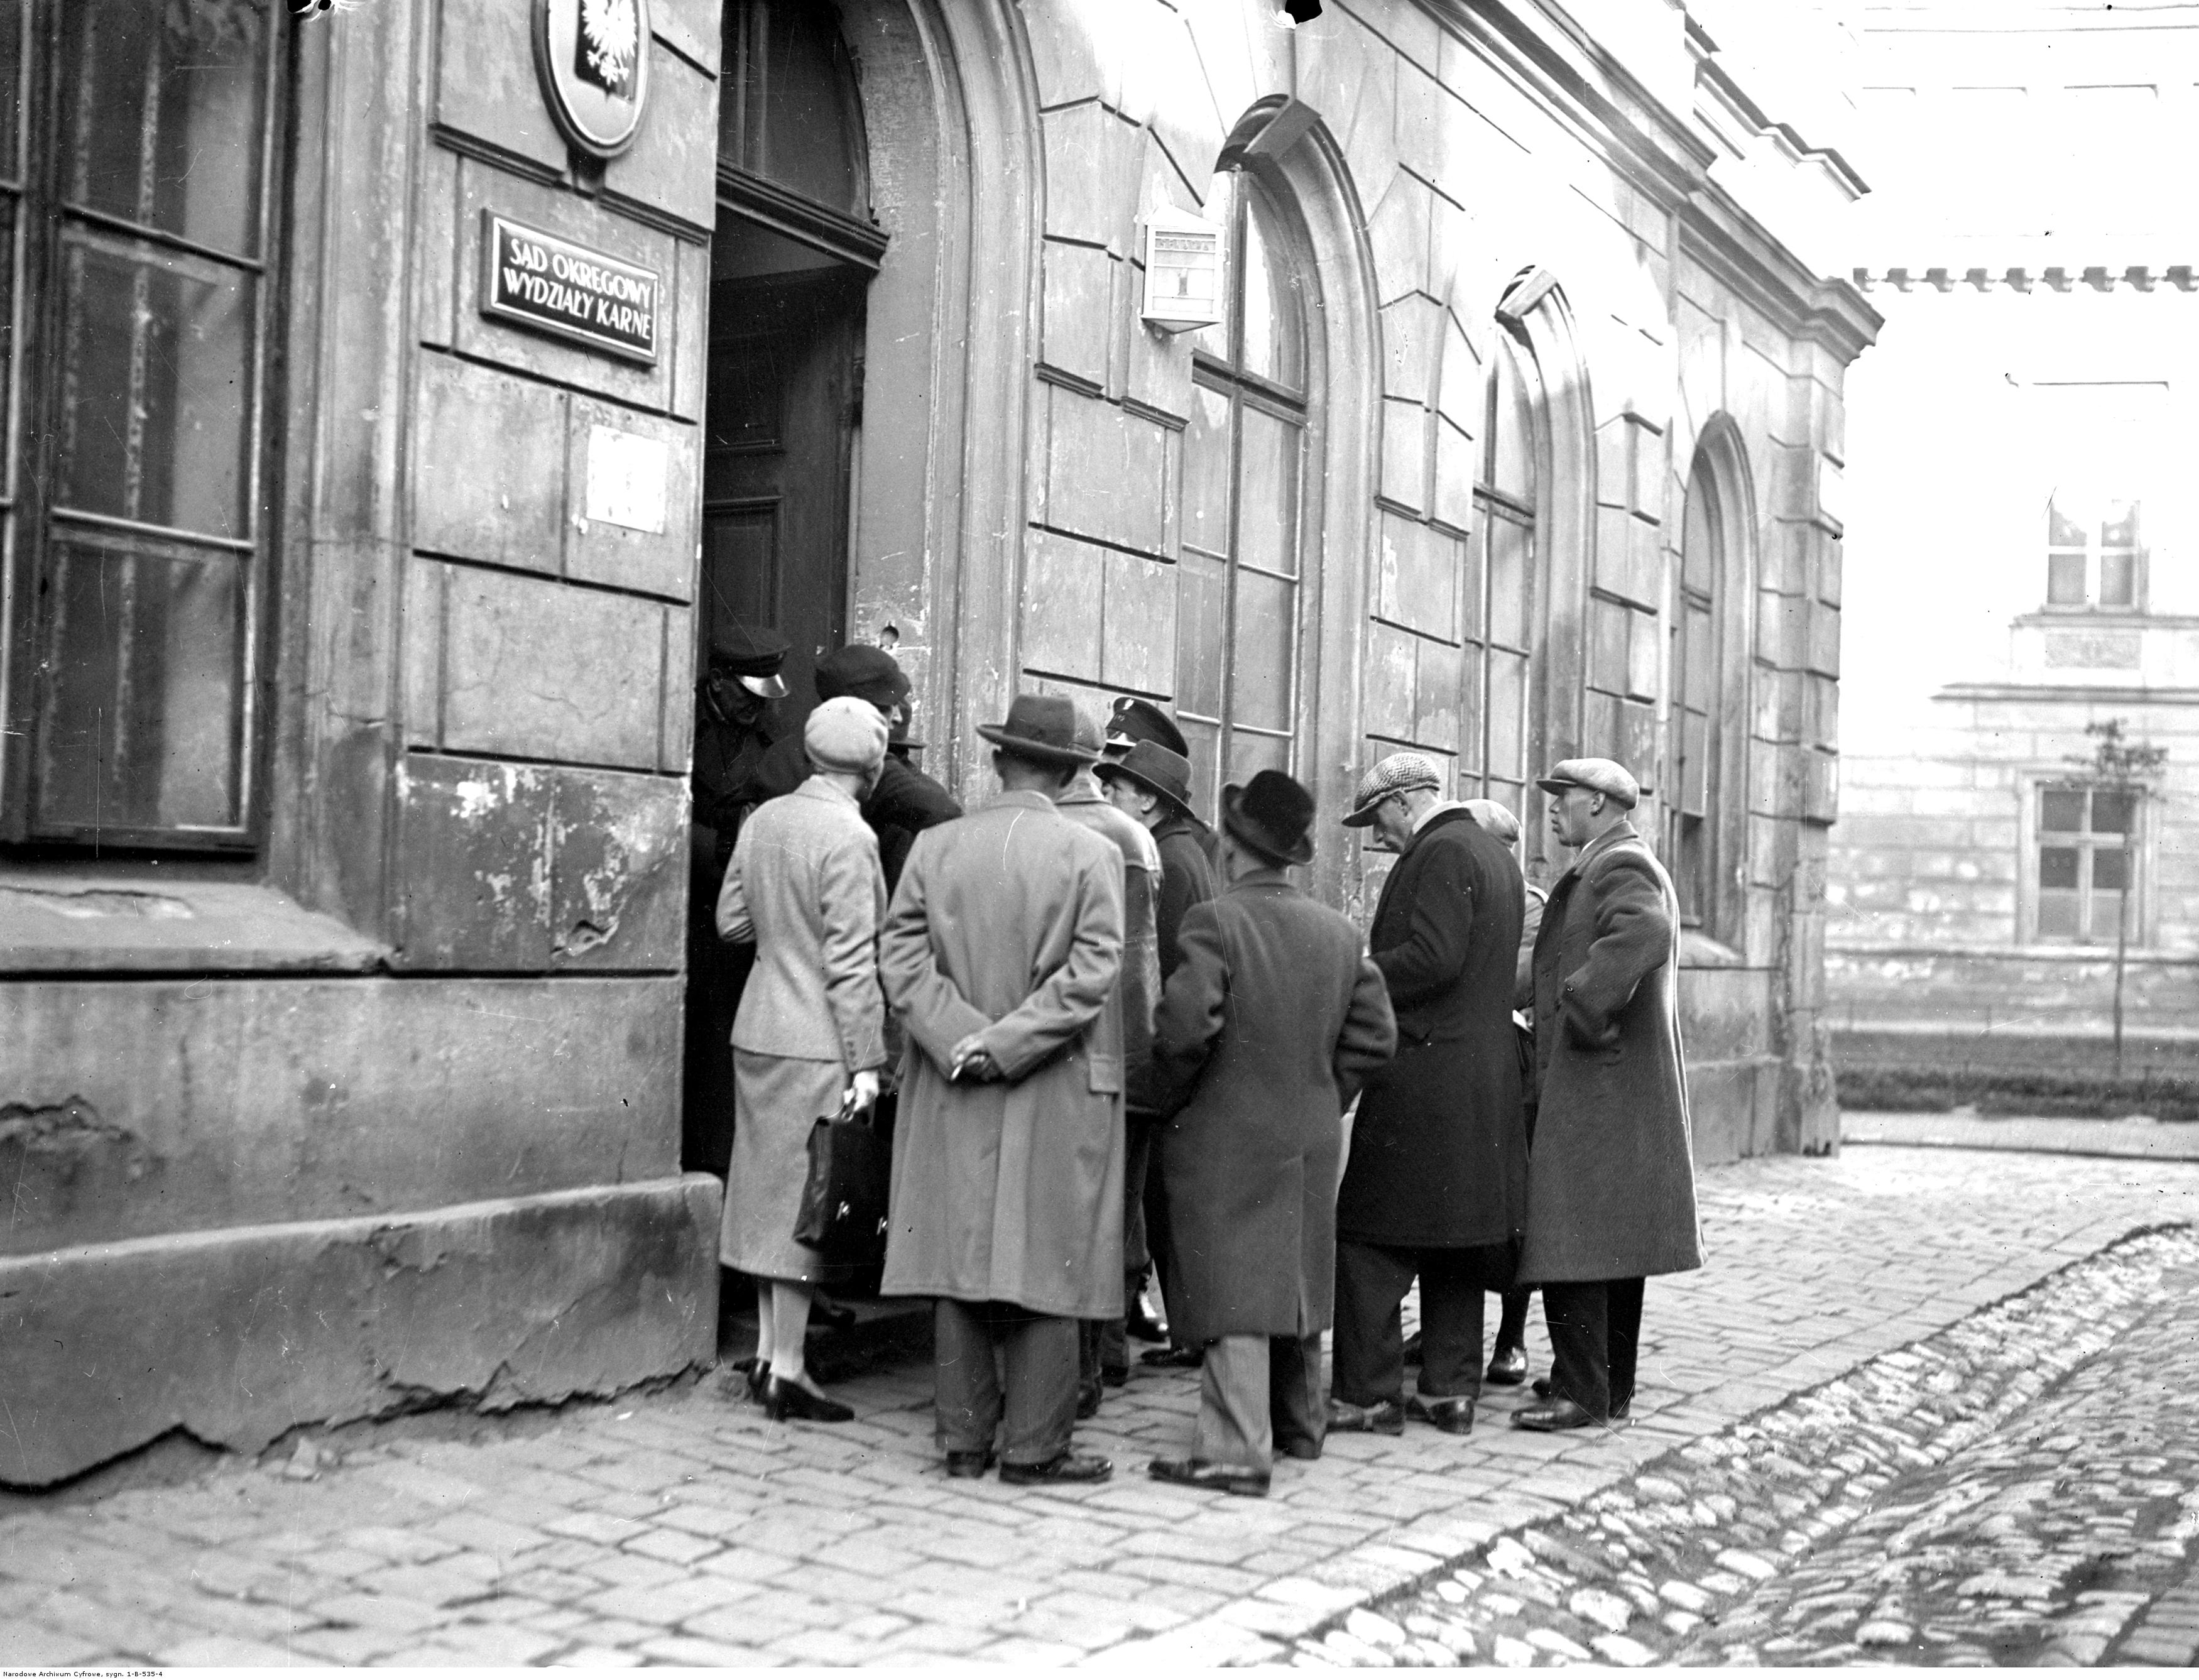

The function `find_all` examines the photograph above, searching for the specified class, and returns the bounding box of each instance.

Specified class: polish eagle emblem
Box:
[576,0,641,98]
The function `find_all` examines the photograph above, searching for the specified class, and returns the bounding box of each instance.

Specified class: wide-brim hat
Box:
[1221,770,1316,866]
[976,693,1098,767]
[1094,740,1206,826]
[1340,751,1443,827]
[1105,695,1189,760]
[1534,756,1640,809]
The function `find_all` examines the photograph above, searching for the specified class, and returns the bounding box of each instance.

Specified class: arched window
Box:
[1672,452,1721,925]
[1177,170,1312,807]
[1464,330,1540,819]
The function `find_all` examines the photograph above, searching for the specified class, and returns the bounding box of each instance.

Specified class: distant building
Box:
[0,0,1868,1485]
[1831,3,2199,1060]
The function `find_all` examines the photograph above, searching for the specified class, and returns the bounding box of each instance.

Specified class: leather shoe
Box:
[1407,1395,1476,1435]
[1140,1345,1204,1370]
[1486,1345,1529,1387]
[731,1356,765,1402]
[1148,1458,1270,1498]
[1076,1380,1104,1421]
[1531,1375,1554,1400]
[1512,1399,1599,1432]
[1611,1394,1633,1421]
[998,1452,1112,1486]
[1276,1436,1323,1462]
[761,1374,854,1424]
[944,1449,996,1479]
[1100,1363,1130,1389]
[1325,1396,1405,1436]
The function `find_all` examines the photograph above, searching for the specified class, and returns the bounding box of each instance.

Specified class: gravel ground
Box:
[1288,1225,2199,1668]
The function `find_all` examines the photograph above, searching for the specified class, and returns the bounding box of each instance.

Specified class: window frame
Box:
[2043,493,2146,615]
[1461,324,1541,828]
[1669,452,1722,930]
[2022,775,2151,948]
[0,0,288,853]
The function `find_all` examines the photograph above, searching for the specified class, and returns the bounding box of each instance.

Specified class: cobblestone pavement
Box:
[1843,1111,2199,1162]
[3,1147,2196,1668]
[1291,1225,2199,1668]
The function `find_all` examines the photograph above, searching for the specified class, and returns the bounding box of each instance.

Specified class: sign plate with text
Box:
[481,212,660,364]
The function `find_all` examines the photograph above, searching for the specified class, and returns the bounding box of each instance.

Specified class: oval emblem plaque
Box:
[533,0,653,160]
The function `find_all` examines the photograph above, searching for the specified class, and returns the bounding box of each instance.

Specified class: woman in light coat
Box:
[718,697,892,1424]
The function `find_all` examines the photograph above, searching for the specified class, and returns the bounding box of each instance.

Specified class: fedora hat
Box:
[1221,770,1316,867]
[1094,740,1206,826]
[976,693,1099,768]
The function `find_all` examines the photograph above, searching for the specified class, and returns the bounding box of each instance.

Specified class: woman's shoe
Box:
[761,1373,854,1424]
[731,1356,766,1402]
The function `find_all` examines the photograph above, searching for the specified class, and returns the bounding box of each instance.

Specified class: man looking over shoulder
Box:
[1514,758,1703,1432]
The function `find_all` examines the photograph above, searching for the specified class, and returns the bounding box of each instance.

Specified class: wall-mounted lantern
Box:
[1139,209,1224,334]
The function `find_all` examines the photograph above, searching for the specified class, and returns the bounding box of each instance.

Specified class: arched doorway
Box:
[685,0,884,1174]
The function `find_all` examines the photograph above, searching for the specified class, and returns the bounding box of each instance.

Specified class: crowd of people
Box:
[689,622,1704,1493]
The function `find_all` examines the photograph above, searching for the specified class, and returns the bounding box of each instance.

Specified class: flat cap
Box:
[1534,757,1640,808]
[804,695,889,775]
[815,643,912,711]
[1341,751,1444,827]
[1461,797,1521,846]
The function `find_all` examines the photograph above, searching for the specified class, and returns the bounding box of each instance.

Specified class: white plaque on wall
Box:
[1140,210,1224,333]
[585,425,668,533]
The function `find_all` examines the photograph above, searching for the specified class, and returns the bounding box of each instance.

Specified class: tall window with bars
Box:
[1669,454,1720,927]
[1461,330,1537,822]
[1,0,282,849]
[2046,495,2143,613]
[1176,170,1312,810]
[2033,784,2138,945]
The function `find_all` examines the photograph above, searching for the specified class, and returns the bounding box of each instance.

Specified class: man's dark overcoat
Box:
[1147,871,1397,1345]
[1336,807,1528,1249]
[1518,821,1703,1284]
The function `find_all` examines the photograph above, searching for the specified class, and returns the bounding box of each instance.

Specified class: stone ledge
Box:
[0,1175,721,1488]
[0,875,386,975]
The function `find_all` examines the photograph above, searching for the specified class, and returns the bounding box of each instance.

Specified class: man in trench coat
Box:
[1142,770,1396,1496]
[1514,757,1703,1432]
[879,694,1127,1485]
[1328,752,1529,1437]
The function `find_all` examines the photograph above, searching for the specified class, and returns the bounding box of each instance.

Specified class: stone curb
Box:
[1252,1221,2198,1669]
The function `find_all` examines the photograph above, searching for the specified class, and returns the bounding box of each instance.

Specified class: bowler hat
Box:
[1105,696,1189,760]
[804,695,889,775]
[709,621,790,699]
[976,693,1100,768]
[1221,770,1316,867]
[1341,751,1444,827]
[815,643,912,712]
[1094,740,1205,826]
[1534,757,1640,809]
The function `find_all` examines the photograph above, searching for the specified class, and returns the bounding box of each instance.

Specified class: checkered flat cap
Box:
[1341,751,1444,826]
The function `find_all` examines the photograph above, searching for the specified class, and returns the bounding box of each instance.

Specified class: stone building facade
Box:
[1828,6,2199,1062]
[0,0,1869,1485]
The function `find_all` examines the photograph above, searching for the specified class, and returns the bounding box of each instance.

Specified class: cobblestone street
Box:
[4,1145,2197,1668]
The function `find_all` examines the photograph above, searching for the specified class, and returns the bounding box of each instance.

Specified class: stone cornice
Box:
[1680,186,1882,364]
[1855,266,2199,295]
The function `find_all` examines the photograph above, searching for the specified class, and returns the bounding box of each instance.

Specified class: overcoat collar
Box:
[1225,865,1295,895]
[986,788,1061,814]
[1554,818,1641,888]
[795,775,860,809]
[1397,801,1476,861]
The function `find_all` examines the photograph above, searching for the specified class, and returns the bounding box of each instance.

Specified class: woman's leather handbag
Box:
[794,1096,891,1261]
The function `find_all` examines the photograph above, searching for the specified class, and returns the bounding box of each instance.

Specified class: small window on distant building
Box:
[2044,495,2144,611]
[2033,784,2139,945]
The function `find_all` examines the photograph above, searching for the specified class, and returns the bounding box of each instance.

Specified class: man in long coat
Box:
[879,694,1126,1485]
[1329,751,1528,1437]
[1514,758,1703,1432]
[1143,771,1395,1496]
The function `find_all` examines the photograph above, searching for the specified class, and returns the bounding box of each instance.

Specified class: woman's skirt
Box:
[719,1049,854,1285]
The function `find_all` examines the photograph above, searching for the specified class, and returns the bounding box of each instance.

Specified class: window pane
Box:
[751,0,863,215]
[2040,790,2085,832]
[1180,715,1221,816]
[2092,848,2128,892]
[2100,501,2141,550]
[1488,648,1529,783]
[2037,892,2079,940]
[2092,792,2131,834]
[1226,728,1290,788]
[35,536,243,832]
[2038,846,2079,890]
[1682,467,1717,595]
[1486,337,1536,506]
[2046,552,2087,605]
[1175,550,1226,720]
[62,0,266,257]
[1676,813,1706,924]
[1487,508,1530,649]
[54,231,254,539]
[1189,172,1236,367]
[2047,501,2086,548]
[1236,406,1301,578]
[2099,551,2136,608]
[0,0,21,181]
[1684,603,1715,710]
[1230,569,1295,733]
[1181,383,1233,559]
[1456,643,1484,776]
[1239,185,1304,391]
[1680,711,1710,814]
